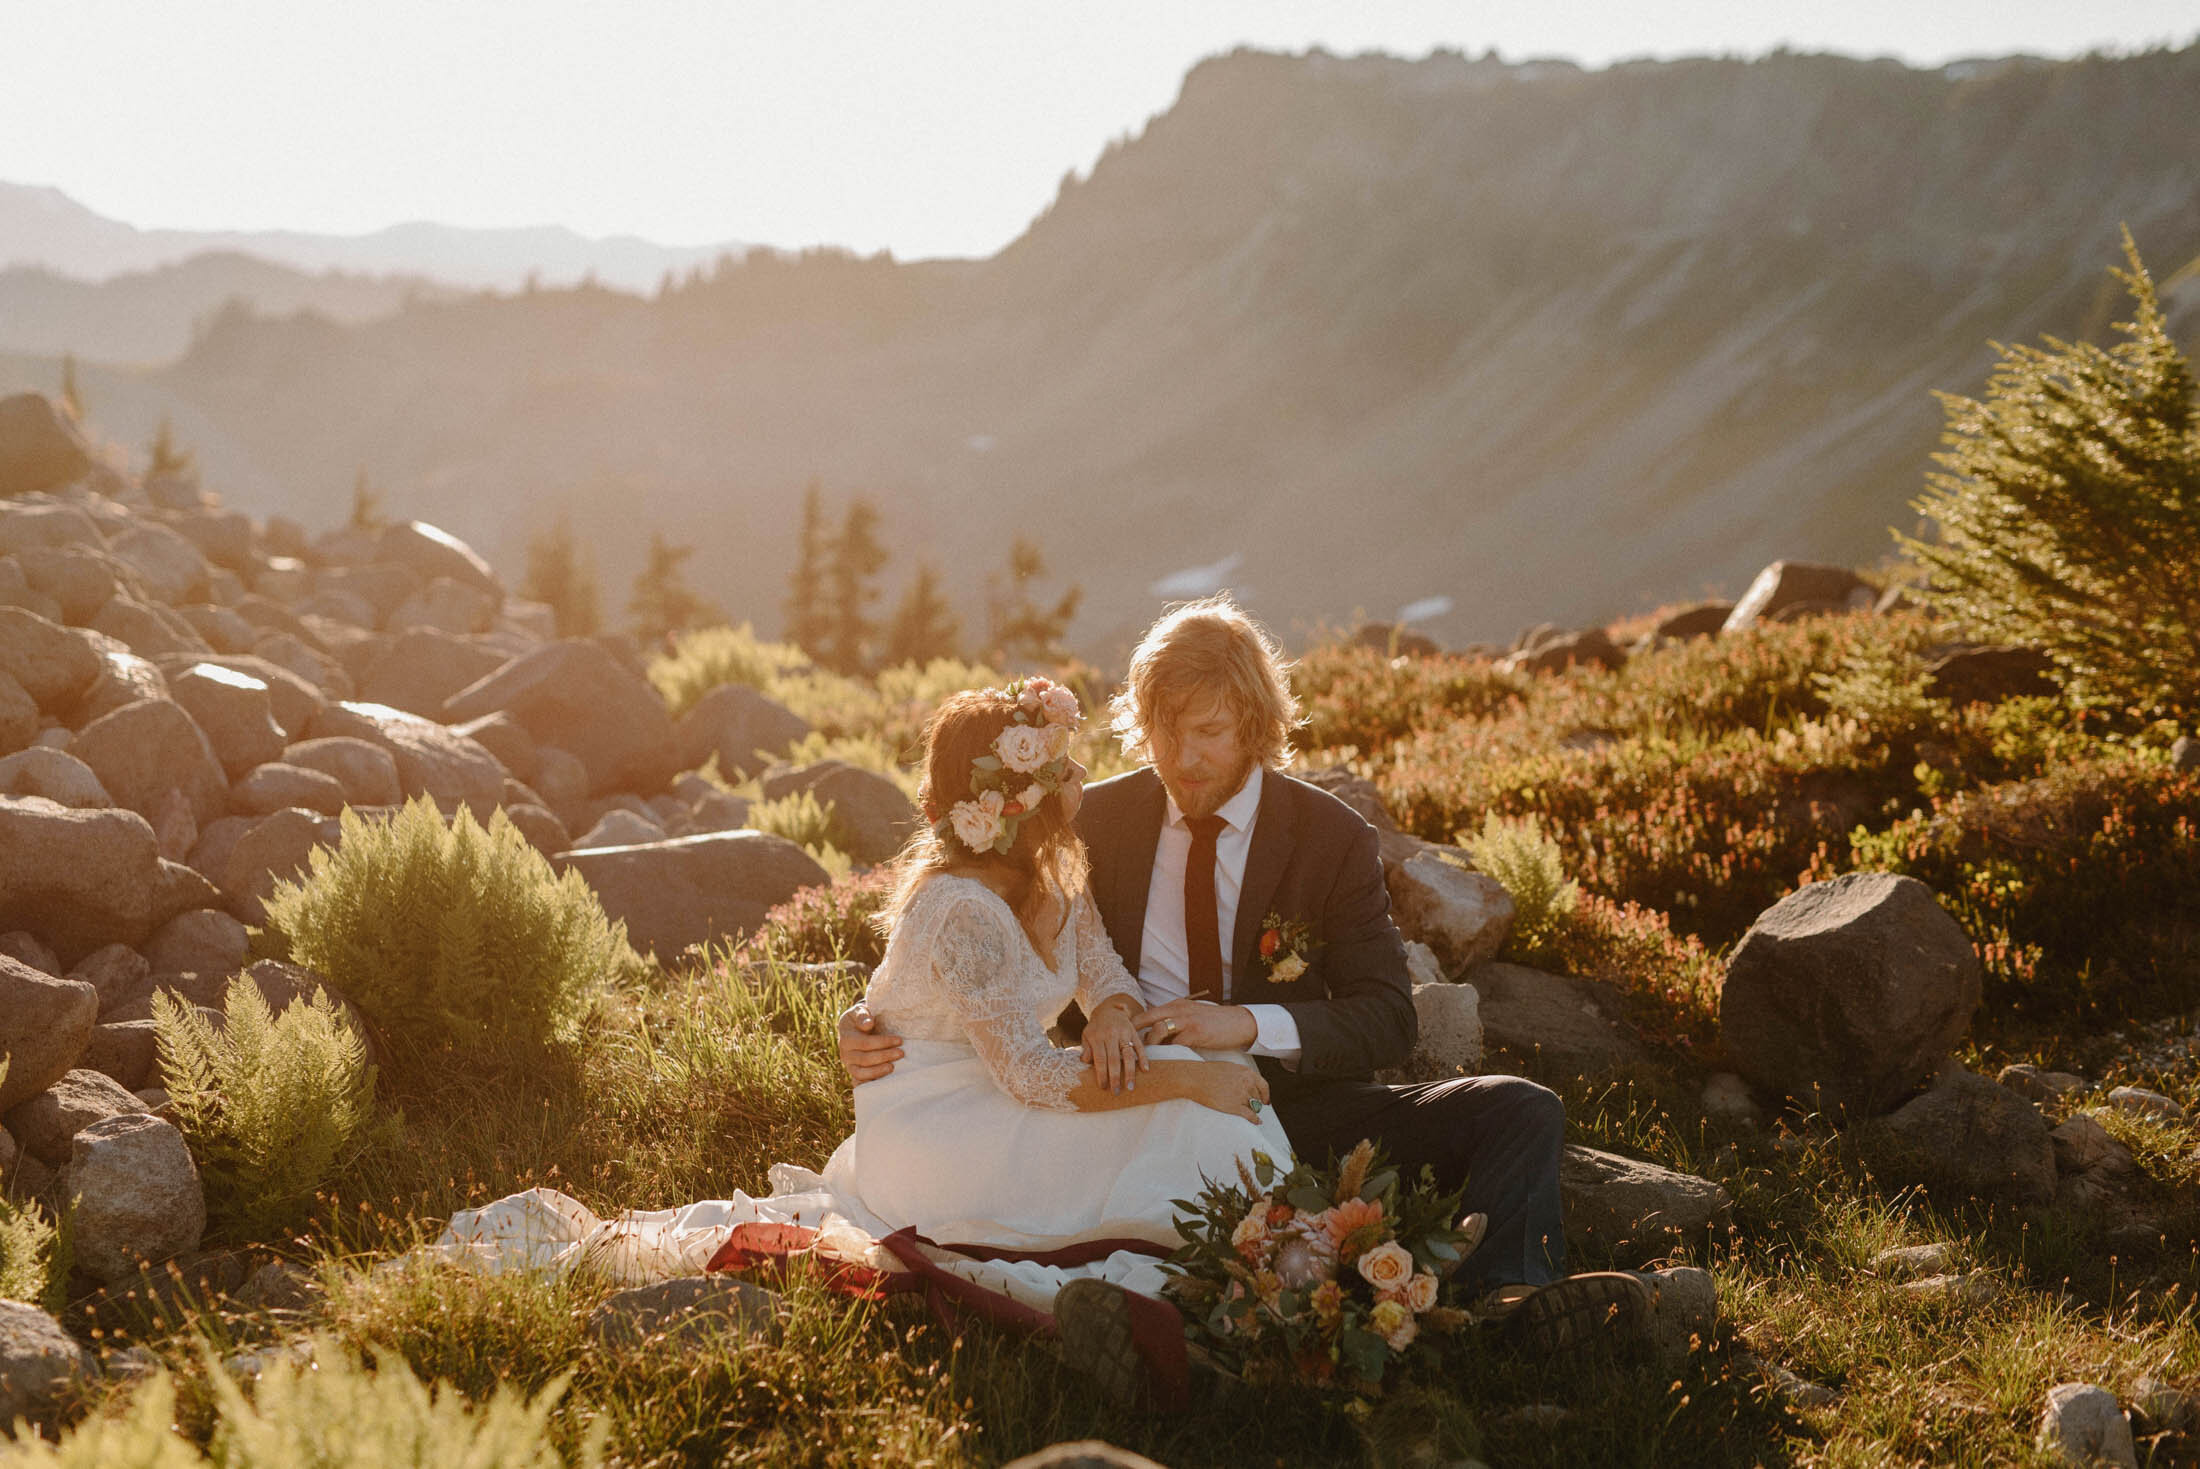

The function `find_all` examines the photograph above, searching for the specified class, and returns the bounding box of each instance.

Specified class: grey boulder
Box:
[282,735,402,807]
[168,662,289,779]
[0,955,100,1112]
[0,606,99,710]
[0,796,168,963]
[307,702,505,810]
[1719,873,1981,1117]
[1862,1067,2057,1203]
[1383,840,1513,976]
[0,745,113,807]
[0,1299,97,1430]
[759,759,917,866]
[4,1067,148,1167]
[0,392,93,497]
[63,1111,207,1283]
[444,640,675,797]
[560,830,828,959]
[674,683,812,778]
[1559,1145,1733,1264]
[68,696,230,826]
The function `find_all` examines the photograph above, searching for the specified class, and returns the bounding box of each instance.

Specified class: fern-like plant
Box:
[259,798,631,1068]
[6,1339,606,1468]
[153,974,376,1236]
[1461,812,1580,961]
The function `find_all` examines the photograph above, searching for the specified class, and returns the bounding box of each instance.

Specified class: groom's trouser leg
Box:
[1273,1075,1566,1291]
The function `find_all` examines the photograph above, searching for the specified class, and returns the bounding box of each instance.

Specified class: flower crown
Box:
[942,677,1082,856]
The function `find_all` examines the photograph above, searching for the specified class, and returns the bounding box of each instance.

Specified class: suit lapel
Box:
[1105,769,1167,978]
[1231,771,1297,995]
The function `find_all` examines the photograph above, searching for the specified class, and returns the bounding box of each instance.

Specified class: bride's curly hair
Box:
[879,689,1089,951]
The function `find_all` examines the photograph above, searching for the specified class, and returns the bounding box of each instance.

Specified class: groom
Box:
[838,596,1647,1357]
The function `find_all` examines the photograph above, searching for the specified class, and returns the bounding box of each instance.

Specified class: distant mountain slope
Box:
[77,46,2200,651]
[0,181,744,294]
[0,252,464,364]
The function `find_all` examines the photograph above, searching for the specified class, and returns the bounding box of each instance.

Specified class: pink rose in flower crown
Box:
[1042,723,1072,761]
[949,789,1007,850]
[1404,1272,1440,1313]
[993,724,1052,774]
[1355,1240,1415,1292]
[1040,683,1081,727]
[1015,782,1047,811]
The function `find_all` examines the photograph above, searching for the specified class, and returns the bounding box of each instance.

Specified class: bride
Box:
[428,677,1295,1372]
[843,679,1293,1248]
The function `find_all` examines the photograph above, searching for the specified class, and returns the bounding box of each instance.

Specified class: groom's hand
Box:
[1133,999,1257,1051]
[837,1003,904,1085]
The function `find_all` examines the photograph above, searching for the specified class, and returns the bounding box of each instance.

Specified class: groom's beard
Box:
[1162,753,1257,820]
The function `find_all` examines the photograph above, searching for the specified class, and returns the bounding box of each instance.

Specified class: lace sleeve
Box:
[932,894,1087,1113]
[1074,889,1146,1017]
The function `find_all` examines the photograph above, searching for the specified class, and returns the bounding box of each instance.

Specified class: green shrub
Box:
[259,799,631,1067]
[5,1341,604,1468]
[0,1059,69,1311]
[1461,812,1579,961]
[738,865,894,967]
[1900,236,2200,718]
[154,974,377,1236]
[1537,894,1724,1053]
[647,622,811,720]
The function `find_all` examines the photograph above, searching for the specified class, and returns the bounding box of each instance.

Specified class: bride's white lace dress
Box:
[423,875,1294,1309]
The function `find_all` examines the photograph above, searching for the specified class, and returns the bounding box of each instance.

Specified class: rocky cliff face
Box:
[25,46,2200,650]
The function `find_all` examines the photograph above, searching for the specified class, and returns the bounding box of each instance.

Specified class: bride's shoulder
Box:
[905,871,1015,919]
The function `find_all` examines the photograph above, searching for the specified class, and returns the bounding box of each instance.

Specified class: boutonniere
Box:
[1256,913,1323,983]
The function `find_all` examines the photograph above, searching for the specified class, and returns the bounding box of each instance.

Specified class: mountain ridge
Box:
[9,45,2199,652]
[0,181,746,294]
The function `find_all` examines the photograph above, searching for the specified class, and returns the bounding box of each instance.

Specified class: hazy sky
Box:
[3,1,2192,260]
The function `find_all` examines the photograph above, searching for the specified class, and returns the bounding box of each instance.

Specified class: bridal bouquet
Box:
[1161,1140,1480,1396]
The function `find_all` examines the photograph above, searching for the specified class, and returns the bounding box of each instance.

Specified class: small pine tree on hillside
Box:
[521,513,602,637]
[986,535,1082,665]
[148,416,196,482]
[1899,231,2200,717]
[629,531,725,650]
[784,479,832,659]
[823,496,889,674]
[348,468,386,531]
[882,561,962,667]
[58,354,83,421]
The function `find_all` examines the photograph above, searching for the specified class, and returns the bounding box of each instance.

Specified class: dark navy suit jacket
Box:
[1073,766,1416,1103]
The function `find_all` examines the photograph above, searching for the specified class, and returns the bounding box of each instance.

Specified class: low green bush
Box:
[155,974,378,1237]
[259,799,632,1068]
[646,622,811,720]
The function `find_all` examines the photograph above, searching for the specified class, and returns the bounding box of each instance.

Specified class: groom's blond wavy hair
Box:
[879,689,1089,953]
[1110,596,1302,770]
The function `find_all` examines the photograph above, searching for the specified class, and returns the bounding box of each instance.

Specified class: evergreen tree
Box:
[520,513,602,637]
[986,535,1083,665]
[823,496,889,674]
[348,468,386,530]
[58,354,83,421]
[784,479,832,658]
[629,531,725,649]
[882,561,962,667]
[1899,231,2200,716]
[147,416,196,481]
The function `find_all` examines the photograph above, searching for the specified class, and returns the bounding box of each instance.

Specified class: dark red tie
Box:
[1184,813,1227,1002]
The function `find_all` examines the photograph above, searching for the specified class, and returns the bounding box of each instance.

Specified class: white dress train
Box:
[424,876,1295,1311]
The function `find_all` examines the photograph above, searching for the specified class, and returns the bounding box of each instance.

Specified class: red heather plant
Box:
[739,865,895,967]
[1819,750,2200,1017]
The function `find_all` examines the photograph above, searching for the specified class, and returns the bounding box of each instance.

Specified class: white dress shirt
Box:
[1137,765,1304,1063]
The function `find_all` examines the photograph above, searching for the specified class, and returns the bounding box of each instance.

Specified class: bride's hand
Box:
[1188,1062,1271,1123]
[1080,998,1147,1094]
